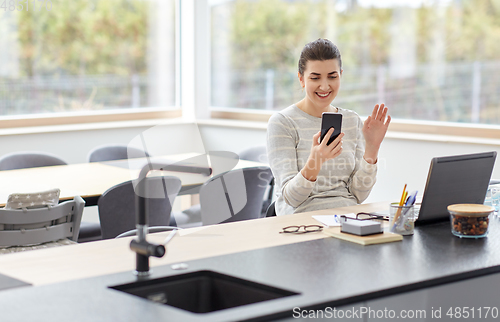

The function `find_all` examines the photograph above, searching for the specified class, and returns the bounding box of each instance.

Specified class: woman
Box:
[267,38,391,216]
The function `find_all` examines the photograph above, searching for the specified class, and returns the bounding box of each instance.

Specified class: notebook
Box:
[322,227,402,245]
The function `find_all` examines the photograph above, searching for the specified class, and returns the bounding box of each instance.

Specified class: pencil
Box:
[399,184,407,206]
[391,184,407,227]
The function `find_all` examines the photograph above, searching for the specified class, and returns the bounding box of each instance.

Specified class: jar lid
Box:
[447,204,494,215]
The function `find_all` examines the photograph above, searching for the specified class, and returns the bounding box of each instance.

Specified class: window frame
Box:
[0,107,181,129]
[203,1,500,142]
[2,0,500,144]
[0,0,182,129]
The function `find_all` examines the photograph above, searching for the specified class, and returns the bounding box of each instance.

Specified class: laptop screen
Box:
[416,151,497,225]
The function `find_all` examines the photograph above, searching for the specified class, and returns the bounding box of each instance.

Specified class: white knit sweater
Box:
[267,104,377,216]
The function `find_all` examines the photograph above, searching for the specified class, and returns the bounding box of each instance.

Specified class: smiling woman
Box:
[267,39,391,216]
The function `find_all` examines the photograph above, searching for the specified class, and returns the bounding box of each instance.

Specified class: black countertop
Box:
[1,219,500,321]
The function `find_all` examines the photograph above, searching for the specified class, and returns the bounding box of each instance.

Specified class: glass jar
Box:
[447,204,494,238]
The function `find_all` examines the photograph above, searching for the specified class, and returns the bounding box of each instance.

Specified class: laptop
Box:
[415,151,497,225]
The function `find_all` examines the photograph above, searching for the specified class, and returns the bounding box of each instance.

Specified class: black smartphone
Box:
[320,112,342,146]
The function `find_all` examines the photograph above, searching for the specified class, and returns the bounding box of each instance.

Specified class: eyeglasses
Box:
[339,212,389,222]
[280,225,323,234]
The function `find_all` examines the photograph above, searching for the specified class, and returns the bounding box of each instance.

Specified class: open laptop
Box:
[415,151,497,225]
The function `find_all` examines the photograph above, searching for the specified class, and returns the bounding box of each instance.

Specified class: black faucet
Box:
[130,162,212,276]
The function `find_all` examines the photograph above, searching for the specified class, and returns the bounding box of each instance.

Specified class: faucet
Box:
[130,162,212,276]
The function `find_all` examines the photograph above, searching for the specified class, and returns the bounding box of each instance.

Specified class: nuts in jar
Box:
[447,204,494,238]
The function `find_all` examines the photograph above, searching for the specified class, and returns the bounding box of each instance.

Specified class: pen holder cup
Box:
[389,203,415,235]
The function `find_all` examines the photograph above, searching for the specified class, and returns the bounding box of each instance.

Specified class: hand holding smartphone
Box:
[320,112,343,145]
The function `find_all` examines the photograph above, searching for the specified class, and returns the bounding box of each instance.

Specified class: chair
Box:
[0,196,85,253]
[180,167,274,226]
[0,152,97,243]
[266,201,276,217]
[0,151,67,171]
[97,176,182,240]
[87,145,150,163]
[83,145,151,241]
[238,146,268,164]
[238,146,274,216]
[77,221,102,243]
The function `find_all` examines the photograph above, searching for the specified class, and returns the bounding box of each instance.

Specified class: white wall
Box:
[370,137,500,203]
[198,123,267,155]
[1,127,147,164]
[2,122,499,205]
[0,121,202,164]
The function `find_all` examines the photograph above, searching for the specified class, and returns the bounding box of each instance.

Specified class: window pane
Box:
[0,0,176,116]
[210,0,500,124]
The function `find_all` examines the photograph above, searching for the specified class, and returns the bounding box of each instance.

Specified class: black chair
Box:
[238,146,268,164]
[180,167,273,226]
[82,144,152,242]
[0,151,67,171]
[98,176,181,240]
[238,146,274,217]
[77,221,103,243]
[87,145,150,163]
[266,201,276,217]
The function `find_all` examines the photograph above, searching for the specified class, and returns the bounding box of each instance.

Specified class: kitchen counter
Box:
[1,218,500,321]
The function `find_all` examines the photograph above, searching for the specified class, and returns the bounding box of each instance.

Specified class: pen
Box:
[399,191,418,225]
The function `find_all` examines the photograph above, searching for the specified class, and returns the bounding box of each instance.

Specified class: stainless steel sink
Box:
[110,270,299,313]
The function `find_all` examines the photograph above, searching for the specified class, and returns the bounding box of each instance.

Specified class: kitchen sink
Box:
[110,270,299,313]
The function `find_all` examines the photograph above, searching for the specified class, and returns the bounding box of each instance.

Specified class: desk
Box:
[0,153,265,207]
[0,202,387,286]
[1,202,499,321]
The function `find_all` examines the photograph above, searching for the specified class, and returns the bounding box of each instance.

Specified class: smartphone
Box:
[320,112,342,146]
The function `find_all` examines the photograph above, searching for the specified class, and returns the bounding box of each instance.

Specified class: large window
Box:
[0,0,176,116]
[210,0,500,125]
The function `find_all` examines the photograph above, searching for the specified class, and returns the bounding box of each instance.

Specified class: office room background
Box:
[0,0,499,205]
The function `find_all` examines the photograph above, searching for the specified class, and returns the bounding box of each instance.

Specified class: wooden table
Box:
[0,153,265,206]
[0,202,387,286]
